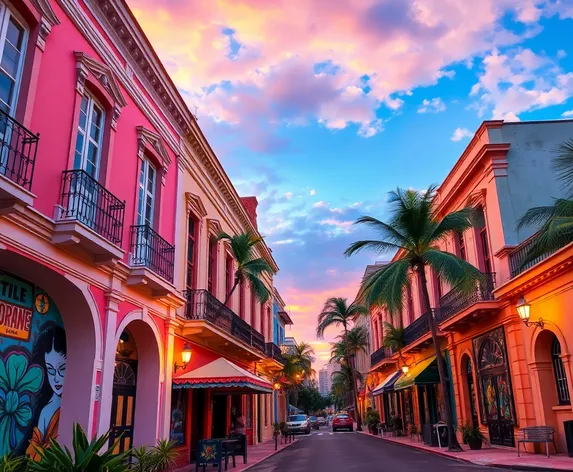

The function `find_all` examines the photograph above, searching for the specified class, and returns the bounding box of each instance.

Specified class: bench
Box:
[517,426,557,458]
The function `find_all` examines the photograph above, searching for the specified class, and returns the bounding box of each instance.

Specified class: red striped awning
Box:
[173,358,273,393]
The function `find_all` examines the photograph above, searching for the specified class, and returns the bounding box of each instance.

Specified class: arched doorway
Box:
[111,318,161,450]
[110,329,138,453]
[473,327,516,446]
[0,250,99,455]
[462,355,479,427]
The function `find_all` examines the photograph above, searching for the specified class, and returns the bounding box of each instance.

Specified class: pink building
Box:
[0,0,282,463]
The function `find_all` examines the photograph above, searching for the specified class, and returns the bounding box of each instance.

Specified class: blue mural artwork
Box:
[0,272,66,459]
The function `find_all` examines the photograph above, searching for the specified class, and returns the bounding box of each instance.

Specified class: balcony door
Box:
[71,94,104,228]
[0,5,27,175]
[133,157,157,266]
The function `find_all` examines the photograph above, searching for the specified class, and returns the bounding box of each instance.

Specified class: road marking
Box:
[317,433,323,436]
[329,433,333,435]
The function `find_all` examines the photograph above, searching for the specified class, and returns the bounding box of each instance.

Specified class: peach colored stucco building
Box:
[0,0,285,465]
[368,119,573,454]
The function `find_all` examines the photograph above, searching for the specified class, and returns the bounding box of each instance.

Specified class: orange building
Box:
[368,119,573,453]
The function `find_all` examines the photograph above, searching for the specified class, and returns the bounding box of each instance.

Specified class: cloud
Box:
[562,110,573,117]
[417,97,446,114]
[312,201,329,208]
[470,48,573,120]
[284,192,293,199]
[128,0,546,151]
[310,189,316,196]
[451,127,474,141]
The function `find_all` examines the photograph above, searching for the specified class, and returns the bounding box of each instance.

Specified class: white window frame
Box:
[74,93,104,179]
[0,2,28,117]
[137,157,156,228]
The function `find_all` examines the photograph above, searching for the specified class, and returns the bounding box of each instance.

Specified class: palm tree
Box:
[331,364,363,413]
[316,297,368,338]
[293,342,315,380]
[277,353,305,418]
[517,140,573,265]
[382,321,405,355]
[316,297,368,430]
[345,186,482,452]
[217,231,274,305]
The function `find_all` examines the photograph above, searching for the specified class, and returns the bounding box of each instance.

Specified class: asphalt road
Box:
[249,430,500,472]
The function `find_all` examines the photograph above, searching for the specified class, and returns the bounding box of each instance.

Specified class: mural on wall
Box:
[0,272,66,459]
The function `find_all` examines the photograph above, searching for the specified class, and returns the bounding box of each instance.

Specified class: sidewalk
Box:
[174,436,297,472]
[359,431,573,471]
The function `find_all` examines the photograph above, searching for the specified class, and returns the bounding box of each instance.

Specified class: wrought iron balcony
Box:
[0,108,39,191]
[370,346,392,367]
[60,170,125,245]
[436,272,496,324]
[403,311,431,346]
[509,233,555,278]
[266,342,285,364]
[184,289,266,354]
[130,225,175,282]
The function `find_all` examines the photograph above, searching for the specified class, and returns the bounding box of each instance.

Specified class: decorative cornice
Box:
[74,51,126,129]
[30,0,61,50]
[185,192,207,219]
[207,218,222,236]
[136,126,171,184]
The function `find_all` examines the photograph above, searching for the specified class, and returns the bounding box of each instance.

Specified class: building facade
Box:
[368,119,573,452]
[0,0,284,465]
[272,288,292,422]
[319,368,329,396]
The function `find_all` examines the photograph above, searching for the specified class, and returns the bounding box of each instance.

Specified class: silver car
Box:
[317,416,327,427]
[286,414,311,434]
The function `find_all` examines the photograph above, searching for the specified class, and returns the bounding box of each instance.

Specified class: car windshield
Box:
[336,414,349,419]
[288,415,307,422]
[309,416,317,420]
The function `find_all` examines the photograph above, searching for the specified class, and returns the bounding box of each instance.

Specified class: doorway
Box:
[190,389,206,462]
[110,329,138,453]
[465,358,479,427]
[474,328,515,447]
[212,394,228,438]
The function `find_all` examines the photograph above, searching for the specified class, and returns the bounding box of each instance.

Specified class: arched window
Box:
[552,337,570,405]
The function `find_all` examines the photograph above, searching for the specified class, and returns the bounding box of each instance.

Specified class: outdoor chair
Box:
[229,433,247,464]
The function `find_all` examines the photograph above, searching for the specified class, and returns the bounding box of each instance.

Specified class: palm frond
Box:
[423,249,483,294]
[429,207,474,242]
[554,139,573,196]
[382,321,405,351]
[344,239,402,257]
[246,273,270,303]
[358,259,410,313]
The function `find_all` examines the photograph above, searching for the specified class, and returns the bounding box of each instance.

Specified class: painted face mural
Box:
[0,273,66,460]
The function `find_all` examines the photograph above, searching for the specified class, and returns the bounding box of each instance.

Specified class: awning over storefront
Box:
[173,358,273,393]
[372,370,403,396]
[394,356,438,391]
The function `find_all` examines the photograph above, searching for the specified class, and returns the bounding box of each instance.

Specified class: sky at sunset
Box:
[126,0,573,369]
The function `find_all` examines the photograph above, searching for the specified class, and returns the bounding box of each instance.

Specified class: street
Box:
[249,431,498,472]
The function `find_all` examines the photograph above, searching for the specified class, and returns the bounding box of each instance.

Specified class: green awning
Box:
[394,356,438,390]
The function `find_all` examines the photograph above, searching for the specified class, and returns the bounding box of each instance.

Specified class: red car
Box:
[332,413,353,432]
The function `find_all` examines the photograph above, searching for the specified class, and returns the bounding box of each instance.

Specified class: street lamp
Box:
[516,296,543,328]
[174,343,193,372]
[401,365,409,374]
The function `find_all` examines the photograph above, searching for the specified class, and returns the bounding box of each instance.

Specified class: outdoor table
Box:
[220,438,242,469]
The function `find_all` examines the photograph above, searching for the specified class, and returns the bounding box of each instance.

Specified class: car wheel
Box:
[306,428,311,434]
[350,427,354,432]
[333,428,337,432]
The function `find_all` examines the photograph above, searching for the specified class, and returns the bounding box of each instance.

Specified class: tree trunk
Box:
[224,273,241,306]
[417,264,462,452]
[343,324,363,432]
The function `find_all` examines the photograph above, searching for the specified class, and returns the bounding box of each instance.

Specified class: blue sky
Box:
[129,0,573,366]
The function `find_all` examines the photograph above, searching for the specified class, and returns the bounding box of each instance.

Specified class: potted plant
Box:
[279,421,289,437]
[365,410,380,435]
[392,415,403,436]
[409,424,420,441]
[459,422,485,450]
[273,422,281,437]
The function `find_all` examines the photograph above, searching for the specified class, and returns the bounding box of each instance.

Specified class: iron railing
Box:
[370,346,392,367]
[60,170,125,245]
[130,225,175,282]
[0,108,39,191]
[184,289,266,353]
[404,310,431,346]
[266,342,285,364]
[436,272,496,323]
[509,233,555,278]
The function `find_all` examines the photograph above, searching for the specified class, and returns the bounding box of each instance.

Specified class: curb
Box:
[240,438,299,471]
[358,431,570,472]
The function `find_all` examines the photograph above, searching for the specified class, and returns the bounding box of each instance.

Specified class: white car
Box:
[286,414,311,434]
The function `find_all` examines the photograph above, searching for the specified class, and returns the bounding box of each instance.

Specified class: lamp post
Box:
[516,296,543,328]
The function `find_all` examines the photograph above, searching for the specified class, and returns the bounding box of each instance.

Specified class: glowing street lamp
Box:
[516,296,543,328]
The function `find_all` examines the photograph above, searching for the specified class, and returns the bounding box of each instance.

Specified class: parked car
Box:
[332,413,353,432]
[286,414,311,434]
[308,416,319,430]
[317,416,327,427]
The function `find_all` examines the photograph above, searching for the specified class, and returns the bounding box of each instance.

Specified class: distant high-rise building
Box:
[283,336,297,354]
[319,368,329,395]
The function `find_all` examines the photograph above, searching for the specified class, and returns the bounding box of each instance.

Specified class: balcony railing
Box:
[184,289,266,353]
[370,346,392,367]
[0,109,39,191]
[60,170,125,245]
[404,310,431,346]
[509,233,555,278]
[130,225,175,282]
[266,342,285,364]
[436,272,496,324]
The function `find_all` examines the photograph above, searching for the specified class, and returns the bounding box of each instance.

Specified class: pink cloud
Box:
[127,0,544,147]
